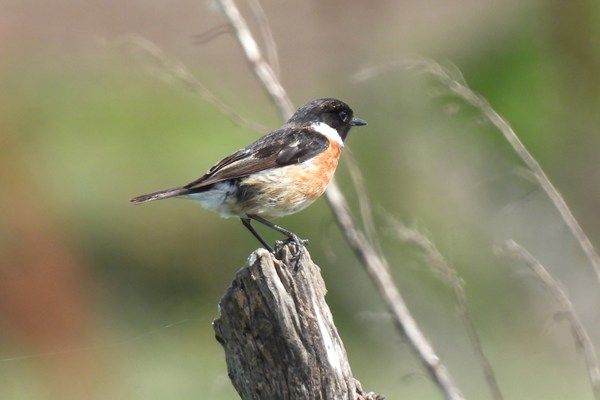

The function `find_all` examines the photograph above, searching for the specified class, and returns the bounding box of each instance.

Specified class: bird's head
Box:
[287,98,367,143]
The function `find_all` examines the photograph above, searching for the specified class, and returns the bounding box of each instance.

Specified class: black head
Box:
[287,98,367,141]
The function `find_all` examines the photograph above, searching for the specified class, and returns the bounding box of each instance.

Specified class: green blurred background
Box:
[1,0,600,399]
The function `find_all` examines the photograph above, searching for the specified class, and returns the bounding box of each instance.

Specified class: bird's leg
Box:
[247,214,307,271]
[248,214,307,246]
[241,218,274,253]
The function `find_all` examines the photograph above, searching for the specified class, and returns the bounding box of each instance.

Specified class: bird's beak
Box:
[350,117,367,126]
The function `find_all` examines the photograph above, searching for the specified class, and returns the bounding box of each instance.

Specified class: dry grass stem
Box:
[216,0,294,119]
[499,240,600,400]
[192,23,232,45]
[354,58,600,287]
[327,184,466,400]
[391,221,504,400]
[343,151,384,258]
[114,35,267,132]
[247,0,280,78]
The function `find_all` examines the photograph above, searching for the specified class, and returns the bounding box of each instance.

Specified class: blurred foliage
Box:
[1,0,600,399]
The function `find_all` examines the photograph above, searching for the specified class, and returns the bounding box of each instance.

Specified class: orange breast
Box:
[298,140,341,200]
[233,139,342,217]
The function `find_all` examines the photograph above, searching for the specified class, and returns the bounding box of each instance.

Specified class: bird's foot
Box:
[275,234,308,272]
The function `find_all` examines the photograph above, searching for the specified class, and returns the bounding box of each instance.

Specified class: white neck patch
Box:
[310,122,344,147]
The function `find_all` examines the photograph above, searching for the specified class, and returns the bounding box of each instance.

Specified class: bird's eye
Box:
[338,110,349,122]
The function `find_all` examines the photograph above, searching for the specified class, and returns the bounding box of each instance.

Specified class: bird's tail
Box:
[130,187,189,204]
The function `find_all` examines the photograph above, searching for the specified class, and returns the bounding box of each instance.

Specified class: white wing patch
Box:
[310,122,344,147]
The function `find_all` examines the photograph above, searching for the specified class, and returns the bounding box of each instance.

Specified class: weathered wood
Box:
[213,243,383,400]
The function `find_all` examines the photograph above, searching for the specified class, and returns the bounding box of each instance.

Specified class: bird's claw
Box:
[273,236,307,272]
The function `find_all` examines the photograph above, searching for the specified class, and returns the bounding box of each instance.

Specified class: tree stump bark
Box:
[213,243,383,400]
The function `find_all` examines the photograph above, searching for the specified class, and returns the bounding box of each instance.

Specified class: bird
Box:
[130,98,366,260]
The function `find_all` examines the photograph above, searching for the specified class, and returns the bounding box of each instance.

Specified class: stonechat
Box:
[131,98,366,258]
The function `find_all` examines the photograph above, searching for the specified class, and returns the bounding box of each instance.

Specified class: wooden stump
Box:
[213,243,383,400]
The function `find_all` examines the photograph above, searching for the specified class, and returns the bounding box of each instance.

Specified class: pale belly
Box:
[185,142,341,218]
[185,163,335,218]
[232,165,327,217]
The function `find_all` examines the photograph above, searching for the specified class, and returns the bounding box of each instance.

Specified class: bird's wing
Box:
[184,127,329,191]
